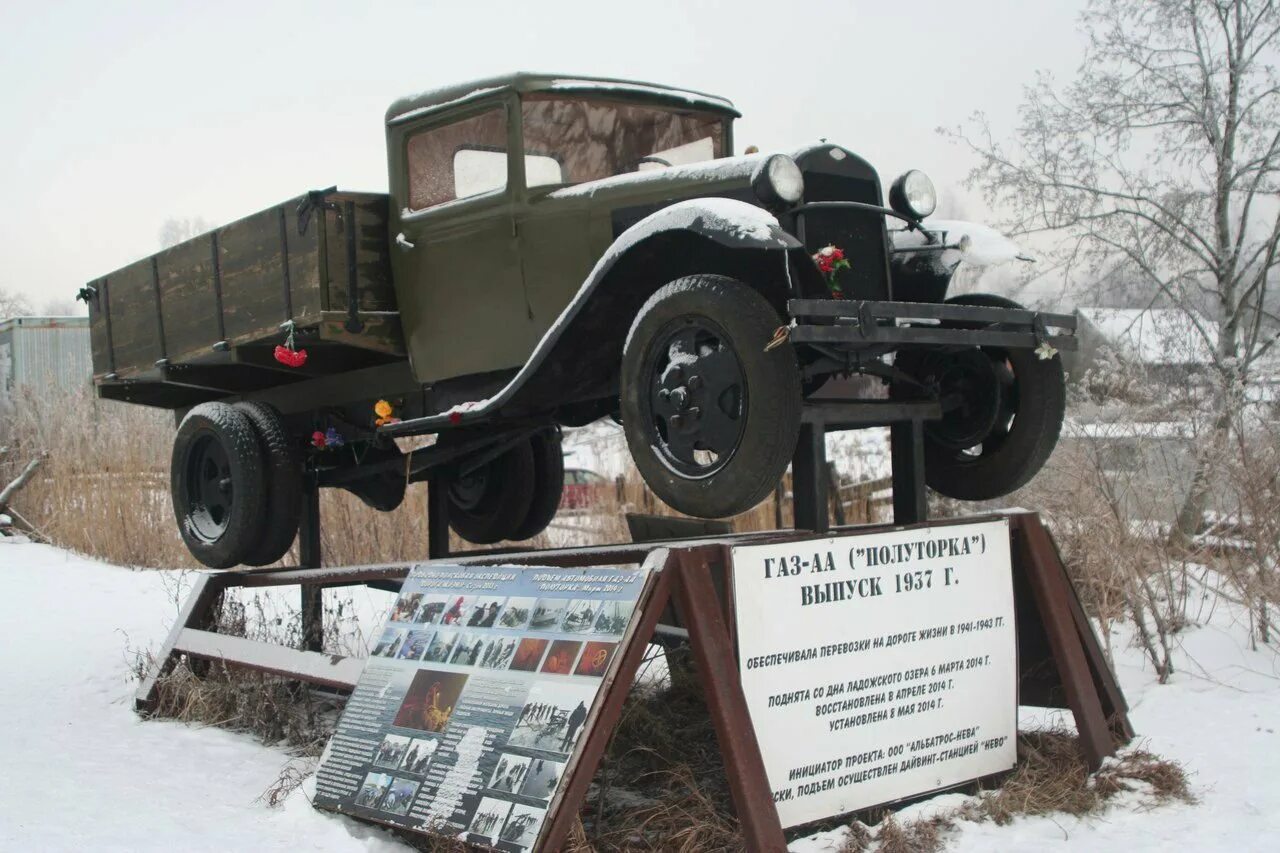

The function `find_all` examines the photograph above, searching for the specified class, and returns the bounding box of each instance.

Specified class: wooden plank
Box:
[134,573,226,712]
[1035,519,1135,742]
[219,203,293,343]
[101,260,156,375]
[323,193,396,316]
[158,236,219,365]
[674,547,787,852]
[1012,514,1118,770]
[87,278,111,377]
[318,311,406,355]
[173,628,363,690]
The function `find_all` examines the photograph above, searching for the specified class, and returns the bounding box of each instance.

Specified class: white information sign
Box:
[732,519,1017,828]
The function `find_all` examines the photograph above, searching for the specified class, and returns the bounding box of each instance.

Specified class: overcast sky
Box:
[0,0,1088,312]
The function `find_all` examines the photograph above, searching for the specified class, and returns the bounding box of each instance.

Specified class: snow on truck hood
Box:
[542,153,769,201]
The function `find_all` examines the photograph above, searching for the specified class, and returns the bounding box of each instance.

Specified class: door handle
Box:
[395,232,416,252]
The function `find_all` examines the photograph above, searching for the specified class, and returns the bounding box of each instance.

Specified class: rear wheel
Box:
[440,435,536,545]
[620,275,801,518]
[893,293,1066,500]
[234,401,303,567]
[511,429,565,541]
[171,402,267,569]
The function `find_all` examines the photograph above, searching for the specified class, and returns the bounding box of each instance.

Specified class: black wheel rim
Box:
[449,465,490,513]
[927,349,1018,462]
[184,432,234,543]
[639,316,748,479]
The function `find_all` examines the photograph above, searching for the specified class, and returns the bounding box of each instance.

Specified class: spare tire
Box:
[511,429,565,541]
[234,401,303,567]
[171,402,267,568]
[440,435,536,545]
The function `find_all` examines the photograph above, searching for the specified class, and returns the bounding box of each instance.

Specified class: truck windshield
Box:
[521,95,725,188]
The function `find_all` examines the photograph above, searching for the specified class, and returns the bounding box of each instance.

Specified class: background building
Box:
[0,316,91,410]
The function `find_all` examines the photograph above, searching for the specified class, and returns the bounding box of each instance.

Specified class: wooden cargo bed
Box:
[85,189,405,409]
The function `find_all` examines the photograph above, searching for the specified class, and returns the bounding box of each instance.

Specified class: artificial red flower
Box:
[274,345,308,368]
[814,245,846,274]
[311,431,327,449]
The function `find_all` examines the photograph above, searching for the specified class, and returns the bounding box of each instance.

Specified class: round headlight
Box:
[889,170,937,220]
[751,154,804,208]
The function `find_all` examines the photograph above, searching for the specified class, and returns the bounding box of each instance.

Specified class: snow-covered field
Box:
[1,540,1276,852]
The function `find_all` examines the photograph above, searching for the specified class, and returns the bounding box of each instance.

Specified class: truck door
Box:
[388,101,532,384]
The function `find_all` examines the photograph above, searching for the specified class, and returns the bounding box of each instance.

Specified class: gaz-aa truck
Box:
[82,72,1075,568]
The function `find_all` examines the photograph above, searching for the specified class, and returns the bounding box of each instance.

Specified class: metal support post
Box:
[299,478,323,652]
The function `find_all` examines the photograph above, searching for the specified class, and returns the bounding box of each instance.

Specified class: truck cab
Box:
[384,73,741,384]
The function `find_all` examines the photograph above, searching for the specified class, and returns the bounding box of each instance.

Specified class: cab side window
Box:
[405,108,508,210]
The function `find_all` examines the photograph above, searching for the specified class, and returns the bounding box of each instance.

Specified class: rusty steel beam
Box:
[539,553,677,852]
[673,547,787,852]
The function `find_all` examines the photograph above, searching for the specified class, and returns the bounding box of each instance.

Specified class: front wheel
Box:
[893,293,1066,500]
[620,275,801,518]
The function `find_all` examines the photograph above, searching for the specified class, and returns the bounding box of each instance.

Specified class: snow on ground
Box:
[0,542,406,853]
[1,540,1276,851]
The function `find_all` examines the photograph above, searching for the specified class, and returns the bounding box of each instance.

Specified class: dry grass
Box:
[0,387,891,570]
[835,730,1192,853]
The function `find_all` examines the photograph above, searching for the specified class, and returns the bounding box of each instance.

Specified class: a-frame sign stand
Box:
[137,403,1133,852]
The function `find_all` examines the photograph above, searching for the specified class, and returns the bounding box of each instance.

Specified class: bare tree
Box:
[0,286,34,319]
[949,0,1280,539]
[158,215,215,249]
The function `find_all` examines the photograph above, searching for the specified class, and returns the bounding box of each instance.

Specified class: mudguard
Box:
[381,198,803,434]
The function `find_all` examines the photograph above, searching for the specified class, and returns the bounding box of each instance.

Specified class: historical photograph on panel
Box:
[399,736,439,775]
[414,594,450,625]
[539,640,583,675]
[498,596,536,629]
[486,752,533,794]
[477,636,518,670]
[518,757,565,802]
[529,598,570,630]
[313,561,654,846]
[422,628,460,663]
[371,626,406,658]
[392,669,469,734]
[499,803,548,849]
[467,796,514,844]
[559,599,598,633]
[509,638,549,672]
[507,681,597,754]
[390,591,424,623]
[354,772,395,809]
[397,629,434,661]
[462,596,506,628]
[592,600,631,636]
[382,777,419,816]
[438,595,473,626]
[573,641,618,677]
[372,734,413,769]
[449,633,486,667]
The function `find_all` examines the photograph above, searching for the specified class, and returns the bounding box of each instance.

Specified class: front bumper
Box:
[787,299,1077,352]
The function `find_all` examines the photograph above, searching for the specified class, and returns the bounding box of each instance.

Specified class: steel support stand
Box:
[428,472,451,559]
[889,419,927,525]
[299,477,323,652]
[791,422,828,533]
[791,399,939,532]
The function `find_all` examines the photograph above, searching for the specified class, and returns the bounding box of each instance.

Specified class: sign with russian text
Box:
[314,562,652,850]
[732,519,1017,827]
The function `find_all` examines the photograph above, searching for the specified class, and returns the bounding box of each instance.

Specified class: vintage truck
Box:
[82,72,1076,569]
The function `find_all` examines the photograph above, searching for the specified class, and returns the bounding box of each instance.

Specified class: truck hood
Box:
[539,153,770,202]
